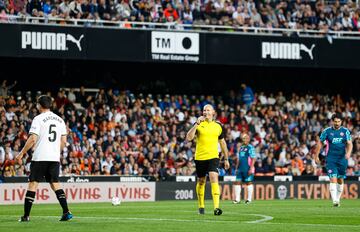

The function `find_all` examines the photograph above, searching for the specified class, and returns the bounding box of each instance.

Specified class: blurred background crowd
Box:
[1,79,359,180]
[1,0,360,32]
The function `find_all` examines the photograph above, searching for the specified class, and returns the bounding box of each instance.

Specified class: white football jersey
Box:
[29,111,67,161]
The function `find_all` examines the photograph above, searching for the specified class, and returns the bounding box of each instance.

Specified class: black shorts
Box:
[29,161,60,183]
[194,158,219,178]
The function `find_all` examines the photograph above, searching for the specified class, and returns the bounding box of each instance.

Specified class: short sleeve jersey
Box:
[29,111,67,161]
[238,144,256,171]
[195,121,225,161]
[319,126,351,159]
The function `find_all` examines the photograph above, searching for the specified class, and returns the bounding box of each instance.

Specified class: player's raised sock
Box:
[24,191,36,217]
[55,189,69,214]
[196,182,205,209]
[211,183,220,209]
[247,184,253,202]
[329,183,337,203]
[336,183,344,202]
[234,185,241,202]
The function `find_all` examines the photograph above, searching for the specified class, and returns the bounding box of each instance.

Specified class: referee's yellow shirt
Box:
[195,120,225,161]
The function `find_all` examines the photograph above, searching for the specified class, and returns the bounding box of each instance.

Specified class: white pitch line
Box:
[264,222,360,228]
[0,215,272,224]
[7,215,246,224]
[1,215,359,228]
[246,214,274,224]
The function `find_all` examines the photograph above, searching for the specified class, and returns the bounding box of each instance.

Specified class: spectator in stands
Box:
[240,83,254,108]
[263,153,275,175]
[69,0,83,19]
[42,0,52,15]
[302,164,315,176]
[255,160,265,175]
[291,155,304,176]
[163,3,178,21]
[59,0,71,18]
[0,80,17,98]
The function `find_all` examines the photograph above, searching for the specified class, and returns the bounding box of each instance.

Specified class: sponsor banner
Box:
[19,24,87,59]
[156,182,197,201]
[261,42,316,60]
[2,175,155,183]
[156,181,360,201]
[1,23,360,68]
[274,175,293,181]
[0,182,155,205]
[150,31,201,63]
[176,176,196,182]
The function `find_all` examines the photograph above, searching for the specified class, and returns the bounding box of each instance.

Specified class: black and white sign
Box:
[151,31,200,62]
[261,42,316,60]
[21,31,84,51]
[1,24,360,68]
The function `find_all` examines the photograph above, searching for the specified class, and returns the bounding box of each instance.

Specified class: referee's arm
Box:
[186,123,198,141]
[186,117,204,141]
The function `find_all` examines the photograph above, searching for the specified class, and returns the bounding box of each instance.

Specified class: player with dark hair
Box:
[16,95,72,221]
[314,112,353,207]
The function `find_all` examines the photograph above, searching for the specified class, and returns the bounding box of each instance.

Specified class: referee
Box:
[186,104,230,216]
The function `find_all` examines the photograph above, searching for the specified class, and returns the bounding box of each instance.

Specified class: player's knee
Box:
[28,181,39,191]
[50,182,60,191]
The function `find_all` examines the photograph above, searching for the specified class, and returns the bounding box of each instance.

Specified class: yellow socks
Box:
[211,182,220,209]
[196,182,205,208]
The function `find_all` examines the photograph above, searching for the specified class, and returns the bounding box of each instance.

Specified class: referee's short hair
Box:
[37,95,52,109]
[331,112,343,121]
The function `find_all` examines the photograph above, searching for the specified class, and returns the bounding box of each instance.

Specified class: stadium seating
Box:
[0,0,359,32]
[0,84,359,178]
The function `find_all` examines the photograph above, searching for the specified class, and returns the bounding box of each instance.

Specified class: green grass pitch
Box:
[1,200,359,232]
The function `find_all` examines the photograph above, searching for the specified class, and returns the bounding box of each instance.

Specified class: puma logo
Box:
[300,44,316,60]
[66,34,84,51]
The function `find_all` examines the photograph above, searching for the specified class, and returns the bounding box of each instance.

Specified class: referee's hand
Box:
[224,160,230,170]
[196,116,205,124]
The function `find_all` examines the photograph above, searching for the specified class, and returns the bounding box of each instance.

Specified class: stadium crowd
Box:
[1,0,360,31]
[0,79,360,180]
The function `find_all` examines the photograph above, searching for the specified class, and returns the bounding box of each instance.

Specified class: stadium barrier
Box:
[0,182,155,204]
[1,23,360,69]
[4,14,360,37]
[155,181,359,201]
[1,176,359,204]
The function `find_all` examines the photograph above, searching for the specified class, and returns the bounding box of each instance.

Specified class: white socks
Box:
[330,182,344,203]
[234,185,241,202]
[234,184,253,202]
[329,183,337,203]
[336,183,344,203]
[247,185,253,202]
